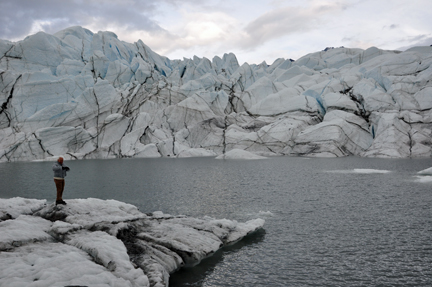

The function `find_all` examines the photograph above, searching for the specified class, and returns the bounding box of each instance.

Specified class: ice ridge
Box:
[1,26,432,162]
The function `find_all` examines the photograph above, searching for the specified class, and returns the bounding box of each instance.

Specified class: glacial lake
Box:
[1,156,432,286]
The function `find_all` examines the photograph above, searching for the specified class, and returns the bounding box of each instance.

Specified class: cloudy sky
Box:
[1,0,431,65]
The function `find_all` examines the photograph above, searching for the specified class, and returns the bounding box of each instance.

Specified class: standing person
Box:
[52,156,70,205]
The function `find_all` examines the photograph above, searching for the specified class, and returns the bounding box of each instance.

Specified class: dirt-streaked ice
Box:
[0,26,431,162]
[0,197,264,287]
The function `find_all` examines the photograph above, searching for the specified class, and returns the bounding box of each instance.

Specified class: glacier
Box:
[0,197,264,287]
[0,26,431,162]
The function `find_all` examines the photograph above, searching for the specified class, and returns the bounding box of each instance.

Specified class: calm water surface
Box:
[1,156,432,286]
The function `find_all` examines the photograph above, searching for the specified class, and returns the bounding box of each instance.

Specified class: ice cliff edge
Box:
[0,26,431,161]
[0,197,265,287]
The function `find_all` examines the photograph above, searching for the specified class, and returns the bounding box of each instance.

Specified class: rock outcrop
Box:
[0,27,431,161]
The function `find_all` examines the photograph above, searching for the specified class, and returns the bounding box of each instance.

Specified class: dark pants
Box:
[54,178,65,201]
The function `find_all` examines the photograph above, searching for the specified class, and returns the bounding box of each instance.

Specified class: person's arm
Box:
[53,163,62,172]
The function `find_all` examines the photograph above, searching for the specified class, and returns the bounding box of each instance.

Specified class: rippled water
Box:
[1,156,432,286]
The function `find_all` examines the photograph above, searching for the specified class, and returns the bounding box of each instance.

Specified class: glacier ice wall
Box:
[1,26,431,161]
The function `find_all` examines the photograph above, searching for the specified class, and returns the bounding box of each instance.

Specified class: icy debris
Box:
[327,169,392,174]
[416,167,432,183]
[176,148,217,158]
[216,148,267,160]
[415,176,432,183]
[67,230,149,287]
[0,242,132,287]
[48,220,83,241]
[0,197,46,221]
[418,167,432,175]
[0,197,265,287]
[208,218,266,244]
[0,215,52,251]
[352,169,392,174]
[136,220,223,266]
[35,198,147,227]
[258,210,274,217]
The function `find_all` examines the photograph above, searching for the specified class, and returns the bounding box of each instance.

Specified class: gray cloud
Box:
[342,36,354,42]
[238,2,347,50]
[382,24,399,30]
[406,34,430,42]
[0,0,168,40]
[397,35,432,50]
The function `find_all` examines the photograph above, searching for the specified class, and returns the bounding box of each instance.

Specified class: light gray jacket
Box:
[52,162,69,179]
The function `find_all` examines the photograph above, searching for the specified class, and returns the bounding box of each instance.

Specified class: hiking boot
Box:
[56,200,67,205]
